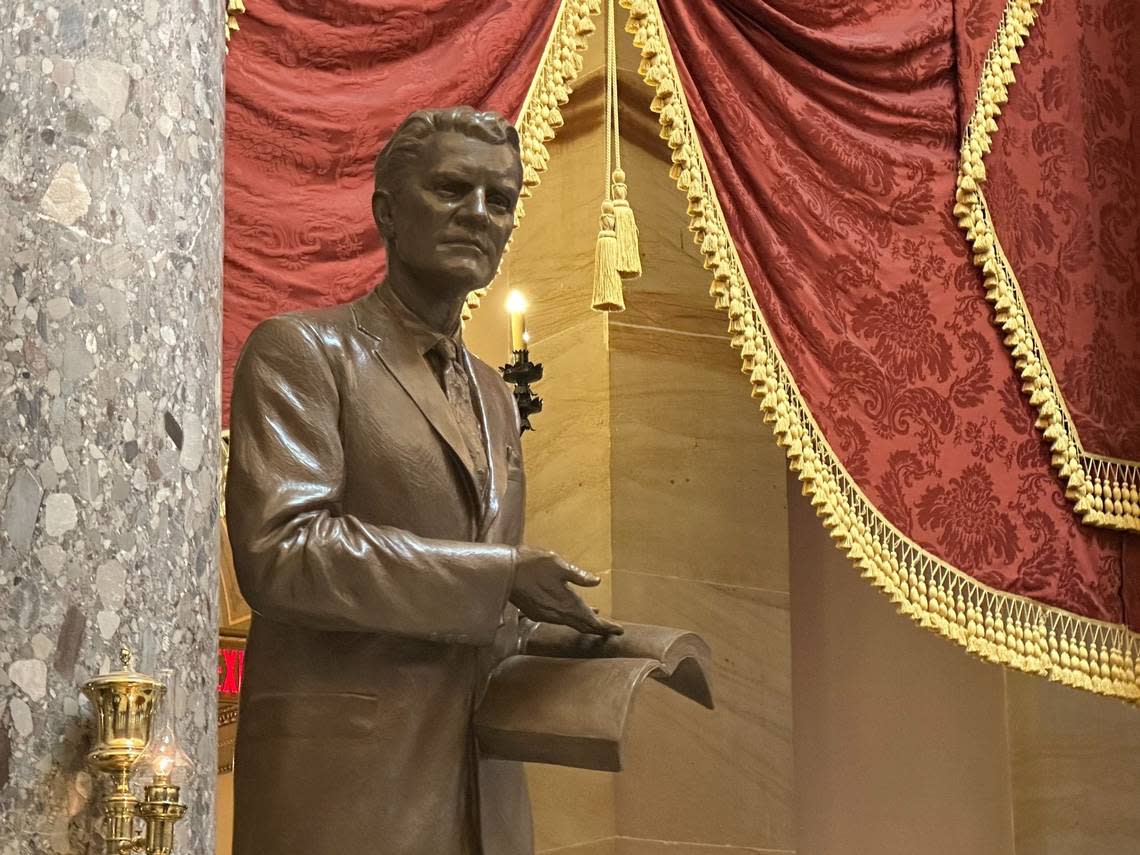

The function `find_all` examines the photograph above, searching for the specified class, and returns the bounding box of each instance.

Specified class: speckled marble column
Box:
[0,1,222,853]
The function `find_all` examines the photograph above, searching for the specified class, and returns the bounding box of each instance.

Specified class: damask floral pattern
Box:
[655,0,1130,629]
[852,281,954,384]
[222,0,1137,644]
[222,0,563,423]
[974,0,1140,461]
[916,463,1020,567]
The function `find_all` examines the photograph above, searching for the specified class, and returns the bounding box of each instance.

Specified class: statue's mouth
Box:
[441,239,486,255]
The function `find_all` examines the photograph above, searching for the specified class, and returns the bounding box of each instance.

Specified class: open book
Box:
[474,622,713,772]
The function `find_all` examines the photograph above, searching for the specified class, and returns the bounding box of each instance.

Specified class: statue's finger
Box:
[597,616,623,635]
[580,609,623,636]
[563,562,600,587]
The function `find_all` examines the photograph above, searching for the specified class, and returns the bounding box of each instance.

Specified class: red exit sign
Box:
[217,638,246,698]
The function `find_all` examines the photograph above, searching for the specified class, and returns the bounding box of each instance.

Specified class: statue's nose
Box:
[458,188,490,223]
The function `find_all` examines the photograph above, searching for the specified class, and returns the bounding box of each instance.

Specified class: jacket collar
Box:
[351,286,499,527]
[379,284,464,358]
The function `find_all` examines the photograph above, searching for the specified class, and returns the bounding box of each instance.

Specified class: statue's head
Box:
[373,106,523,299]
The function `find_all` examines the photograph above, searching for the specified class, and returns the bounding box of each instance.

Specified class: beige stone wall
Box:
[606,143,794,854]
[464,32,797,850]
[1005,671,1140,855]
[789,469,1140,855]
[788,468,1016,855]
[216,771,234,855]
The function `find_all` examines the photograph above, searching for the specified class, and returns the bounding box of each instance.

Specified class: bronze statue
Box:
[225,107,622,855]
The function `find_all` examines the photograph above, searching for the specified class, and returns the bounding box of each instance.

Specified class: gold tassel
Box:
[611,169,641,278]
[592,201,625,312]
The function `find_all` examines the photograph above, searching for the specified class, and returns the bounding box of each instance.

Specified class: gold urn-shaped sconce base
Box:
[83,648,164,775]
[83,649,190,855]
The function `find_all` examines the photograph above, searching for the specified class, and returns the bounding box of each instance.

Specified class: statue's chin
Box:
[440,256,497,291]
[395,251,498,301]
[428,264,493,300]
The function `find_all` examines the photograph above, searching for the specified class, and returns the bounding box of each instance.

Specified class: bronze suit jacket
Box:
[226,286,533,855]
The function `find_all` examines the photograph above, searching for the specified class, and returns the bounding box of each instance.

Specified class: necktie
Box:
[431,338,489,500]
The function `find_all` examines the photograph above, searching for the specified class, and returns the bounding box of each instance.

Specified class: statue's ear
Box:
[373,190,394,241]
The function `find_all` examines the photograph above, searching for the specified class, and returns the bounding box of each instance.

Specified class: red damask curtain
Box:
[222,0,563,424]
[626,0,1138,698]
[651,0,1127,615]
[222,0,1140,700]
[962,3,1140,461]
[954,0,1140,535]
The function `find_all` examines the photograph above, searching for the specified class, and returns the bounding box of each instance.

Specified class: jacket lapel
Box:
[351,291,481,506]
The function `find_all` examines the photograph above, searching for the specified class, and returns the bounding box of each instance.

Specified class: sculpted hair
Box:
[373,106,522,201]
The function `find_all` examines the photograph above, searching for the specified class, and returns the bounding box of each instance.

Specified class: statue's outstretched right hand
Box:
[510,546,623,637]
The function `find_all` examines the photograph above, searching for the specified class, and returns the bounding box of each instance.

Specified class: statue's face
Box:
[377,131,522,298]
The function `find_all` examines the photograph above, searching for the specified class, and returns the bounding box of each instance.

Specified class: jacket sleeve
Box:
[225,315,516,644]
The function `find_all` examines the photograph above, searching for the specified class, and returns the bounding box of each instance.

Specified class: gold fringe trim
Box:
[225,0,246,49]
[954,0,1140,533]
[622,0,1140,702]
[463,0,600,323]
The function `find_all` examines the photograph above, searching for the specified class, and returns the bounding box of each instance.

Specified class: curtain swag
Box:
[501,0,1140,702]
[954,0,1140,535]
[220,0,1140,704]
[627,0,1140,700]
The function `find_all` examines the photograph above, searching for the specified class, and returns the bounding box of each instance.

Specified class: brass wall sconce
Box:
[83,649,191,855]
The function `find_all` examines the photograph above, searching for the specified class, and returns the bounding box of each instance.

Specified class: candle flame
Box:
[505,290,527,314]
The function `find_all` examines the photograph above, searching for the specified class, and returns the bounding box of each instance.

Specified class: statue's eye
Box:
[437,182,465,199]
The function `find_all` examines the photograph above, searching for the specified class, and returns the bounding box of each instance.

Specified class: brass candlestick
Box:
[137,778,186,855]
[83,649,190,854]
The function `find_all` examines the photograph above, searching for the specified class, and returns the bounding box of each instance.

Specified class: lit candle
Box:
[506,290,528,353]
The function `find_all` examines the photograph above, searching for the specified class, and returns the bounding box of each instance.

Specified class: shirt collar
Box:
[377,285,464,358]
